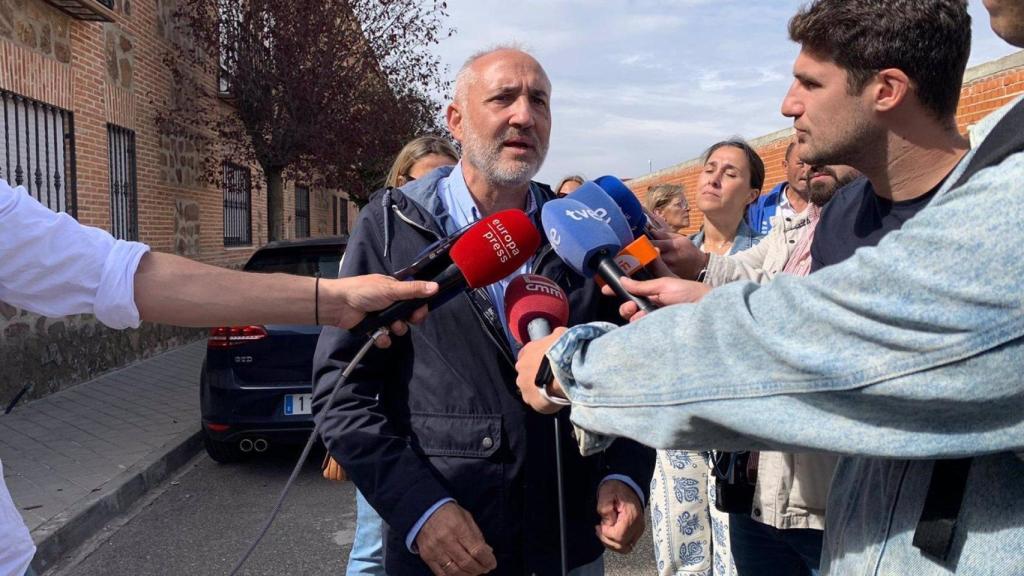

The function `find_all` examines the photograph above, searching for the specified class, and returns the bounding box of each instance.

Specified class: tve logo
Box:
[563,207,609,223]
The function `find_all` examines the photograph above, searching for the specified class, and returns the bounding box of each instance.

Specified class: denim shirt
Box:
[547,96,1024,575]
[689,218,763,255]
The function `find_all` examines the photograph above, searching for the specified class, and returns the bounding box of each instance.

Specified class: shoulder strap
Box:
[951,98,1024,190]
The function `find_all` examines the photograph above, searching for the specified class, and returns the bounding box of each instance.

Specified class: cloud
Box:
[430,0,1020,184]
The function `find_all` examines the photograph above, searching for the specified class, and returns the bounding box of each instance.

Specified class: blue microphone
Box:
[542,198,658,314]
[565,182,633,247]
[594,175,649,238]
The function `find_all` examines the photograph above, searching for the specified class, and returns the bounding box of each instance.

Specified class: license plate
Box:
[284,394,312,416]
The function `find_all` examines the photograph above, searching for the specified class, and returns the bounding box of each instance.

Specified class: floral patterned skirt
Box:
[650,450,737,576]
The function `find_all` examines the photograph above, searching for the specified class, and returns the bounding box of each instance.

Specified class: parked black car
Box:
[200,236,347,462]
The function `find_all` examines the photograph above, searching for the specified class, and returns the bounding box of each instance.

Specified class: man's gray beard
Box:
[461,129,547,189]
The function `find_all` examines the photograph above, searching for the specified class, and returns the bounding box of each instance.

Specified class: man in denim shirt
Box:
[516,0,1024,574]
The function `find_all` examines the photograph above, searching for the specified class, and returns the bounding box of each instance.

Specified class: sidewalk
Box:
[0,340,207,573]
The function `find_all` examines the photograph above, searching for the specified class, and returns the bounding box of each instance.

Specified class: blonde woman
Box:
[385,136,459,188]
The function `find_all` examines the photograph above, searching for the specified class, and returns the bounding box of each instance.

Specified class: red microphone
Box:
[351,209,541,336]
[505,274,570,344]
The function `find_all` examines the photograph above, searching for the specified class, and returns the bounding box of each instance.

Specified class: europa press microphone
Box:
[350,209,541,336]
[541,198,658,314]
[229,209,541,576]
[504,274,572,576]
[566,181,660,282]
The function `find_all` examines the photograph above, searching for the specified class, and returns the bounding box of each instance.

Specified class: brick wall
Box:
[628,50,1024,237]
[0,0,357,403]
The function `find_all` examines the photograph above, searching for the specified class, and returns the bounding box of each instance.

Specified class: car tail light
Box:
[207,326,268,349]
[205,423,231,433]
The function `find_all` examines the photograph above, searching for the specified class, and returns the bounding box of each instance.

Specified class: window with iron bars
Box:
[295,184,310,238]
[0,89,77,216]
[223,162,252,246]
[332,195,348,235]
[107,125,138,240]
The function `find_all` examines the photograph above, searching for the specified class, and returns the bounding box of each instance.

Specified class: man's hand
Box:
[514,328,569,414]
[322,275,438,347]
[601,277,710,322]
[649,227,708,280]
[415,502,497,576]
[596,480,646,554]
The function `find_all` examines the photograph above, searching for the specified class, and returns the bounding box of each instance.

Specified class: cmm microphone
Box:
[541,198,657,314]
[505,274,570,344]
[351,209,541,336]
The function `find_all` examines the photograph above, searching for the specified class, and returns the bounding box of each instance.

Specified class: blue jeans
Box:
[346,490,385,576]
[728,513,821,576]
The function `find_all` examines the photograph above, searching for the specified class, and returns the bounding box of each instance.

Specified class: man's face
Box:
[781,49,881,167]
[448,50,552,189]
[783,152,809,195]
[805,164,862,206]
[984,0,1024,47]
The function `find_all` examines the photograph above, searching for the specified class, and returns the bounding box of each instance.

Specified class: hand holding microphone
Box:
[507,275,572,414]
[602,276,712,322]
[350,209,540,337]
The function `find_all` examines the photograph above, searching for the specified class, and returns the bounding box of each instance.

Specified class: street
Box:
[49,447,656,576]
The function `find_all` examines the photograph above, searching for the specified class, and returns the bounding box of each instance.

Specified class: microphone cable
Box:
[228,327,387,576]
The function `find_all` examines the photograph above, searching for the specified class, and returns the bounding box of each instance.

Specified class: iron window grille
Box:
[223,162,252,246]
[0,89,77,216]
[294,184,310,238]
[107,124,138,240]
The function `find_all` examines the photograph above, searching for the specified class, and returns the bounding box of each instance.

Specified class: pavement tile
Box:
[2,341,205,539]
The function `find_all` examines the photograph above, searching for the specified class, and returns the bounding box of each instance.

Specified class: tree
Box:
[159,0,451,240]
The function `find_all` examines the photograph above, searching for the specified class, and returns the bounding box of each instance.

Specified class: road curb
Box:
[30,426,204,574]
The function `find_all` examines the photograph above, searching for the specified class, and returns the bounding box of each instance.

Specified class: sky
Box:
[428,0,1021,185]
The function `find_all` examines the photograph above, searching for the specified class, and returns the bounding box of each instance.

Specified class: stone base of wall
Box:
[0,305,205,406]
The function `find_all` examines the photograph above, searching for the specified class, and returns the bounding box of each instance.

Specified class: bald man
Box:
[313,47,654,576]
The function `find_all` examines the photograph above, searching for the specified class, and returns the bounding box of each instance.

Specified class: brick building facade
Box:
[627,51,1024,237]
[0,0,357,403]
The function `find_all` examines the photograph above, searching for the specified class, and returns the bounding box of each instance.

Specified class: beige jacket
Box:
[703,207,839,530]
[704,209,813,285]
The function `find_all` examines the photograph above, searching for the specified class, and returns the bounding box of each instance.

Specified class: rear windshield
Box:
[244,248,344,279]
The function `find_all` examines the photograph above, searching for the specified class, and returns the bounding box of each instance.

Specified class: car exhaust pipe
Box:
[239,438,254,453]
[253,438,268,453]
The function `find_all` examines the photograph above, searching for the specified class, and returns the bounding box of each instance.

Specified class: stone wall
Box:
[0,305,203,405]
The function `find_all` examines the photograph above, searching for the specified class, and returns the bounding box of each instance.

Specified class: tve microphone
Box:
[565,182,633,247]
[505,274,570,344]
[594,175,650,238]
[351,209,541,336]
[541,198,657,314]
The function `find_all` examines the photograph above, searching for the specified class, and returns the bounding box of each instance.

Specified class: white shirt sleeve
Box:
[0,180,150,329]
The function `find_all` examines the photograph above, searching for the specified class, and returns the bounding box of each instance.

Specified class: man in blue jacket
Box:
[313,47,654,576]
[746,141,809,235]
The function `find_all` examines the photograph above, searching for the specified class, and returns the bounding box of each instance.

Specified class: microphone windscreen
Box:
[450,209,540,288]
[595,175,648,238]
[566,182,633,247]
[541,198,621,277]
[504,274,570,345]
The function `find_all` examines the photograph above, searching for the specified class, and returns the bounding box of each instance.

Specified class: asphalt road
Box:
[52,447,656,576]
